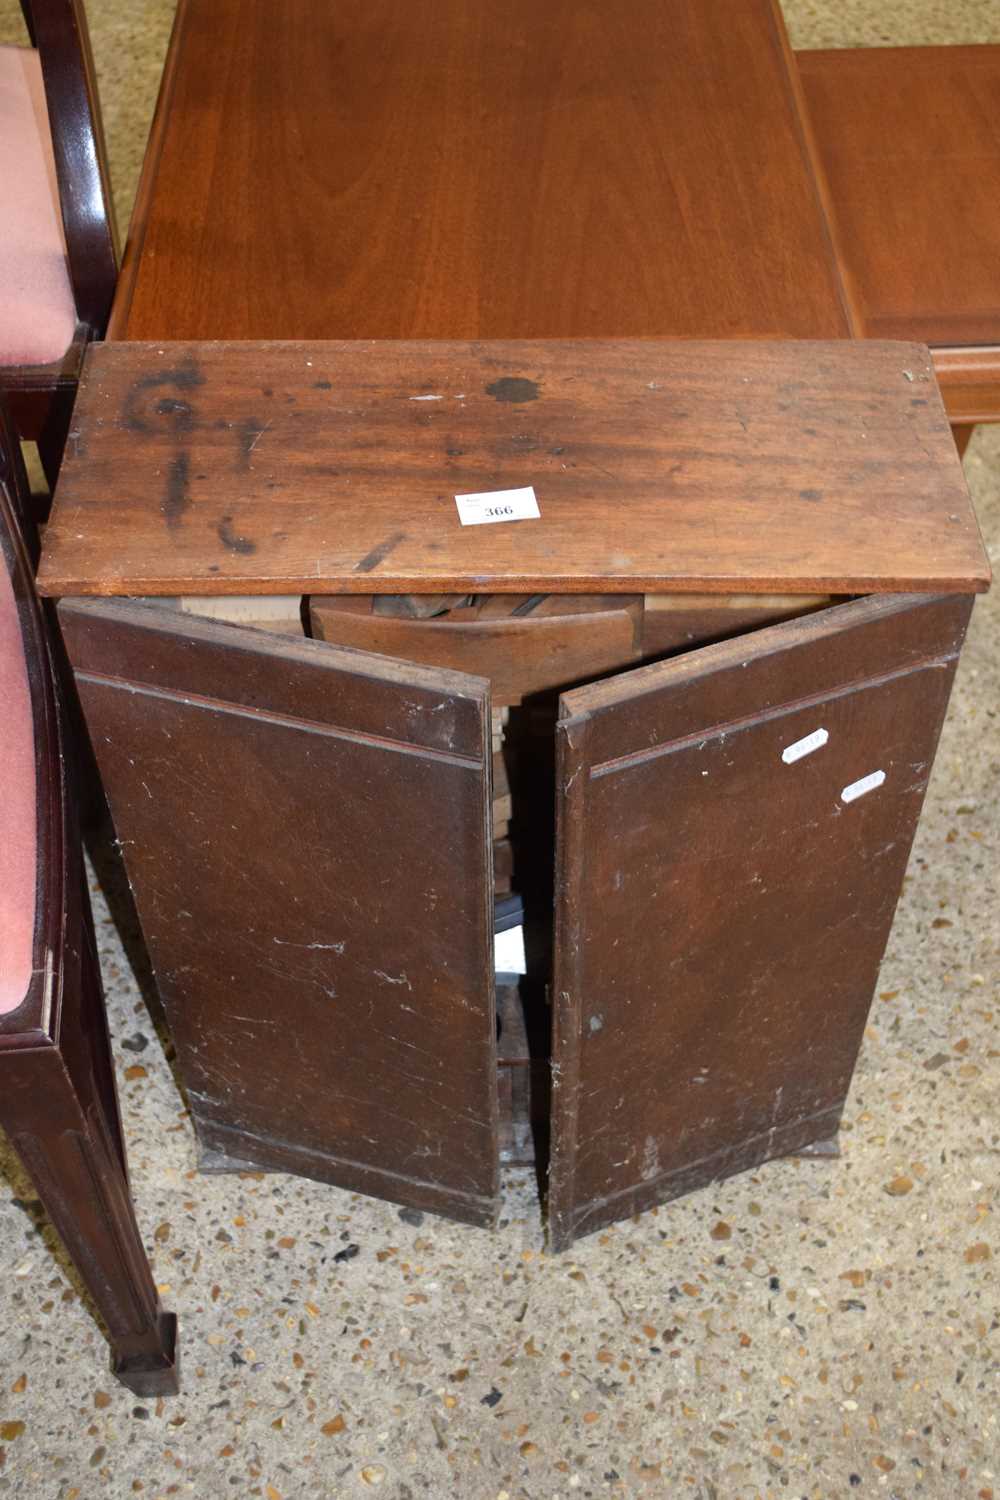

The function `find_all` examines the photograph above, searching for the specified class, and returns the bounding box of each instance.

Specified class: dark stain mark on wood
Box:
[163,453,191,529]
[486,377,540,404]
[799,488,823,502]
[154,397,195,430]
[122,358,205,432]
[314,380,333,390]
[217,515,258,554]
[354,531,407,573]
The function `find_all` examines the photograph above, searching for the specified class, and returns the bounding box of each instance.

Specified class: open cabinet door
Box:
[549,593,973,1250]
[59,600,499,1227]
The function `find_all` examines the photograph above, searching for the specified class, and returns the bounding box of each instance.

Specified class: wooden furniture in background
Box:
[799,45,1000,451]
[106,0,1000,449]
[39,339,989,1248]
[109,0,853,343]
[0,397,177,1393]
[1,0,117,487]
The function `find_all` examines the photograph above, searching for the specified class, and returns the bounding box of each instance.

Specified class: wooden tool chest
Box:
[38,339,989,1249]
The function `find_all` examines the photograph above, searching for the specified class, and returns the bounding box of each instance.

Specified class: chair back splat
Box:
[1,0,117,488]
[19,0,117,335]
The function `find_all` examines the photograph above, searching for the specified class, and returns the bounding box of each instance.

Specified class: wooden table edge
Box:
[107,0,191,341]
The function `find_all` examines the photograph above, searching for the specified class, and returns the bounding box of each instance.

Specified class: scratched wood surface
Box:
[38,340,989,598]
[59,598,501,1225]
[548,593,974,1249]
[110,0,850,343]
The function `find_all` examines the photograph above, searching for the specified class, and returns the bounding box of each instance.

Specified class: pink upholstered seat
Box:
[0,45,77,368]
[0,556,36,1013]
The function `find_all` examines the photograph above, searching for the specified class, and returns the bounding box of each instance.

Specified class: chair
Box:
[0,395,178,1395]
[0,0,116,489]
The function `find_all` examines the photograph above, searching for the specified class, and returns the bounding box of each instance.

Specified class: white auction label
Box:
[455,486,540,526]
[841,769,886,804]
[781,727,829,765]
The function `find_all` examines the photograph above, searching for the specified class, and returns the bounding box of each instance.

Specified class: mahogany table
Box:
[106,0,1000,438]
[38,337,989,1247]
[799,45,1000,435]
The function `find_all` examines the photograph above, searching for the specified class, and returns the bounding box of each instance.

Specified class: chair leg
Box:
[0,881,178,1395]
[952,423,975,458]
[36,384,76,492]
[2,382,75,504]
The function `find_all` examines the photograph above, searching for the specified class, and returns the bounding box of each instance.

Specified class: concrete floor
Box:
[1,2,997,1496]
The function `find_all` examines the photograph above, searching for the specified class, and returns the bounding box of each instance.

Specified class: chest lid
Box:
[38,339,990,598]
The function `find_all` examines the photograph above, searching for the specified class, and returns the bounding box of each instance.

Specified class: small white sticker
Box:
[494,924,526,976]
[782,727,829,765]
[455,486,540,526]
[841,770,886,804]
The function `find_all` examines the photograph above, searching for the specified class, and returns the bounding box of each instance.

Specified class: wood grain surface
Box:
[38,340,989,598]
[59,597,500,1225]
[310,596,643,705]
[800,47,1000,349]
[110,0,851,344]
[549,593,974,1248]
[925,346,1000,428]
[799,46,1000,422]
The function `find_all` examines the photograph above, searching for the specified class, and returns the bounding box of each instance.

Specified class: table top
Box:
[111,0,853,343]
[800,46,1000,350]
[38,339,990,599]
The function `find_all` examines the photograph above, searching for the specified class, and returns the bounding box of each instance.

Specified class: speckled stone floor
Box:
[1,3,998,1497]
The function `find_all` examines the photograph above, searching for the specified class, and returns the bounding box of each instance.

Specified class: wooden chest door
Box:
[549,593,973,1250]
[59,600,500,1227]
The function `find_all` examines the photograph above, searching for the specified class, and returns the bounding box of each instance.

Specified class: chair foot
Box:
[112,1312,180,1397]
[36,384,75,492]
